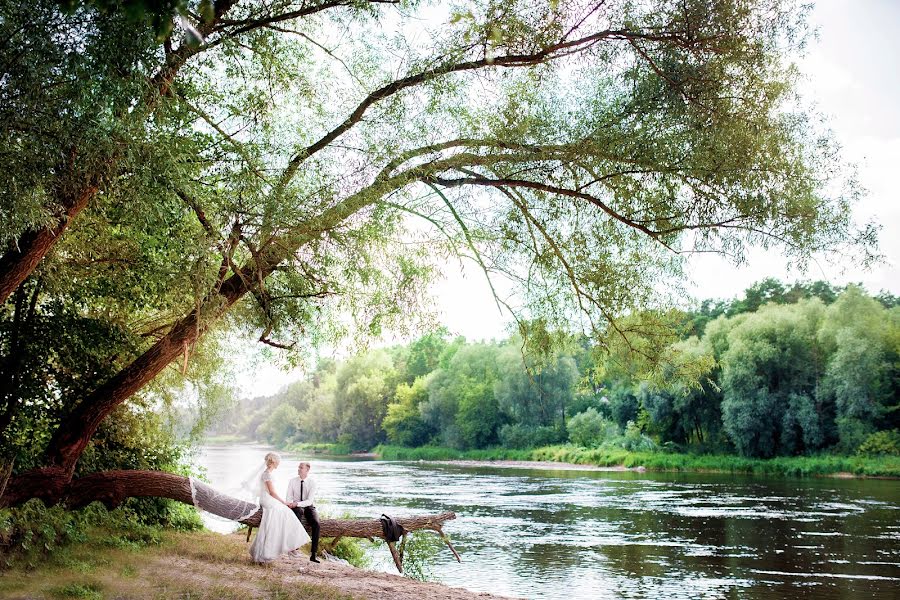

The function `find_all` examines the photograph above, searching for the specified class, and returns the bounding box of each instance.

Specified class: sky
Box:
[235,0,900,397]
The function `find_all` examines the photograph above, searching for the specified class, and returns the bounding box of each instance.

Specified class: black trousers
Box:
[291,506,320,556]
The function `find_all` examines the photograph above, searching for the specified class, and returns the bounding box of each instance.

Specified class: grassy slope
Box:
[0,527,354,600]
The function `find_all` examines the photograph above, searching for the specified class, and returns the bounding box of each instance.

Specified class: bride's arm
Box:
[265,480,290,505]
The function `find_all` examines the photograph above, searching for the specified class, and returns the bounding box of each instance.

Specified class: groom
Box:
[287,461,321,562]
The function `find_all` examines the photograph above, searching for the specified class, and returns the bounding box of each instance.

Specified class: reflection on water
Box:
[195,444,900,600]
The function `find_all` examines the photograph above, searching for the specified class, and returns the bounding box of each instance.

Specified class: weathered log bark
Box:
[0,468,459,572]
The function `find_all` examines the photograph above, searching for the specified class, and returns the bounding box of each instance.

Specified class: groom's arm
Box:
[285,478,297,505]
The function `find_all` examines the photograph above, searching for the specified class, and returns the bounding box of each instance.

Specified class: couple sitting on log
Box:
[248,452,321,564]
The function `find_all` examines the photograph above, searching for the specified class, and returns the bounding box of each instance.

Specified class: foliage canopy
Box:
[0,0,879,506]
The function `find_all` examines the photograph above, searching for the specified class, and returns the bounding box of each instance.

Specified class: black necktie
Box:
[300,480,304,502]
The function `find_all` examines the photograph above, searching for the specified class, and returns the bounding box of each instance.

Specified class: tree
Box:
[719,300,827,457]
[817,287,900,450]
[421,343,502,448]
[332,351,397,451]
[456,380,501,449]
[567,408,619,448]
[494,343,578,432]
[402,330,450,384]
[727,278,787,315]
[382,377,434,447]
[639,336,722,447]
[257,403,301,447]
[1,0,873,510]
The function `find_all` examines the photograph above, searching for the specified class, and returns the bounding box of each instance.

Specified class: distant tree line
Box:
[211,279,899,458]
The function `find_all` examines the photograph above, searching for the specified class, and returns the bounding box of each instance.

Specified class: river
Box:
[195,444,900,600]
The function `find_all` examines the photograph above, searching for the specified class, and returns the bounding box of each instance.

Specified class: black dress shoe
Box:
[310,556,320,563]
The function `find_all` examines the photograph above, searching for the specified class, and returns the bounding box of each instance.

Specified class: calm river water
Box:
[195,444,900,600]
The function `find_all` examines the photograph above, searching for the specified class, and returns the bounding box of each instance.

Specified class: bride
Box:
[249,452,311,563]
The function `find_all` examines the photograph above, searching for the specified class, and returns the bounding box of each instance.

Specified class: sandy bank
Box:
[254,551,515,600]
[160,532,518,600]
[0,528,518,600]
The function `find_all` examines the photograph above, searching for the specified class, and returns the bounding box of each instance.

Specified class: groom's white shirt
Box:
[286,476,317,508]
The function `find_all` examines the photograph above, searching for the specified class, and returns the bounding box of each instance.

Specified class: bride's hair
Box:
[264,452,281,468]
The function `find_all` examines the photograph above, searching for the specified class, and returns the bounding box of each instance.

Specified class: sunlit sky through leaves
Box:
[431,0,900,337]
[237,0,900,397]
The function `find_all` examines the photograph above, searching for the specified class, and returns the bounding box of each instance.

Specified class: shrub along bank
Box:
[373,444,900,478]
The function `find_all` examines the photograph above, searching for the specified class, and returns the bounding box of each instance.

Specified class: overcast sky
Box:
[237,0,900,397]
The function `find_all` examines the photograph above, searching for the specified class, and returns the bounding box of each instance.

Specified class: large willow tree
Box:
[0,0,874,508]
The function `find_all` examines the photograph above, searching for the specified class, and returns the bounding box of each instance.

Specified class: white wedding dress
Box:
[249,470,310,563]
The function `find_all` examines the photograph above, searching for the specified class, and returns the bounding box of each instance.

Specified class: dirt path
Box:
[270,556,514,600]
[149,531,518,600]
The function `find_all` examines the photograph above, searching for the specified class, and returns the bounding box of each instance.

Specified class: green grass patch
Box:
[373,444,900,478]
[373,444,533,461]
[51,582,104,599]
[283,442,352,456]
[201,434,251,444]
[1,525,361,600]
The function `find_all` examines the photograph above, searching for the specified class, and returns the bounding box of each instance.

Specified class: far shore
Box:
[410,458,899,479]
[418,459,636,472]
[199,439,900,479]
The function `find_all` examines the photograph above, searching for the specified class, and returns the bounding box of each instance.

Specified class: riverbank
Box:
[203,439,900,478]
[203,438,358,457]
[0,527,514,600]
[373,444,900,478]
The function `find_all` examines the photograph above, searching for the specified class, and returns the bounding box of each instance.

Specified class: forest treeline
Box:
[210,279,900,459]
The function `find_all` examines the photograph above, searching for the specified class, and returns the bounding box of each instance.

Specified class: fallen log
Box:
[2,469,459,573]
[244,510,460,573]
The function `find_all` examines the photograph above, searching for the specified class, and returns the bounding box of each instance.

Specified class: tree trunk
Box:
[44,176,403,476]
[0,184,97,305]
[45,271,255,474]
[0,468,460,571]
[0,1,240,305]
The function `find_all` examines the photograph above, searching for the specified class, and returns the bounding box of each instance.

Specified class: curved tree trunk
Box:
[0,468,458,572]
[0,0,240,306]
[0,184,97,304]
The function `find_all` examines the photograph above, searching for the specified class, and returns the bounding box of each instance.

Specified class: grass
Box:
[283,442,353,456]
[373,444,533,462]
[373,444,900,478]
[0,526,358,600]
[201,434,251,444]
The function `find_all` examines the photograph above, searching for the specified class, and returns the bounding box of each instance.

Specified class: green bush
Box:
[393,531,441,582]
[0,498,198,567]
[325,537,371,568]
[0,500,90,565]
[618,421,658,452]
[857,430,900,456]
[567,408,619,447]
[498,424,564,449]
